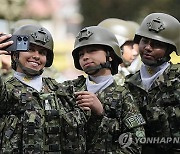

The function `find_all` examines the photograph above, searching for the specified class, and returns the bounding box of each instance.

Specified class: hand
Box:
[0,33,13,55]
[75,91,104,115]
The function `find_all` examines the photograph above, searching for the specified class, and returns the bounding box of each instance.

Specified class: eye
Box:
[79,51,84,57]
[39,50,47,56]
[152,41,167,49]
[141,38,149,44]
[29,47,35,52]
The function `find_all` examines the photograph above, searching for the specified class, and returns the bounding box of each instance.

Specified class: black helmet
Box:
[72,26,122,75]
[134,13,180,56]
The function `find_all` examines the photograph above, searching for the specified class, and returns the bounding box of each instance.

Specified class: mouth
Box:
[83,62,94,68]
[27,61,40,67]
[143,53,154,60]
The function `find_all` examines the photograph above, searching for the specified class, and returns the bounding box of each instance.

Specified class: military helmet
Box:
[13,24,54,67]
[72,26,122,74]
[134,13,180,55]
[98,18,139,47]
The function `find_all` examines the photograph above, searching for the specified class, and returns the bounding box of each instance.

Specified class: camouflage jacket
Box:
[0,76,87,154]
[63,75,146,154]
[125,63,180,153]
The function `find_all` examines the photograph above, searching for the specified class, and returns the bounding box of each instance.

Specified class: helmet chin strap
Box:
[84,61,111,75]
[15,59,44,77]
[143,56,170,67]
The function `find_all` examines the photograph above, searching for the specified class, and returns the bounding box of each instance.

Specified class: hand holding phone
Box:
[0,34,29,52]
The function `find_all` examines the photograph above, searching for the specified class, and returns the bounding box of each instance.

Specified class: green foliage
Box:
[79,0,180,27]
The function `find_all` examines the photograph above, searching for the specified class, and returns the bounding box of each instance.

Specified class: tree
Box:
[79,0,180,27]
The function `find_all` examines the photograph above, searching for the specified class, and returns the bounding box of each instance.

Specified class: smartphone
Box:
[0,34,29,52]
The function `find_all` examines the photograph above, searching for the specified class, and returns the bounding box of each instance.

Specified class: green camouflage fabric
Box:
[0,76,87,153]
[125,63,180,154]
[114,68,127,86]
[0,69,14,82]
[62,75,146,154]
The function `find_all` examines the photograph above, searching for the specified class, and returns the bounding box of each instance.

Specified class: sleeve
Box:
[56,85,88,153]
[86,86,146,154]
[0,76,10,114]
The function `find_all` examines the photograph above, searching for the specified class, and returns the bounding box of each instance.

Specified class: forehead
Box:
[30,43,47,50]
[141,37,167,44]
[79,44,105,51]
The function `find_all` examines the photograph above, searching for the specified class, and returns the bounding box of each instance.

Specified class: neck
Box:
[90,68,111,77]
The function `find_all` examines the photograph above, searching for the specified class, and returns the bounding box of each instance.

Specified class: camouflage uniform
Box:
[0,76,87,153]
[63,75,146,154]
[125,13,180,154]
[126,63,180,154]
[0,24,87,153]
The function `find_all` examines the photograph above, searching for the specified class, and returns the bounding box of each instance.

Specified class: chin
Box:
[142,59,157,67]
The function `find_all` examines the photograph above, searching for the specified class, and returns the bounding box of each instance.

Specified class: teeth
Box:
[29,62,39,66]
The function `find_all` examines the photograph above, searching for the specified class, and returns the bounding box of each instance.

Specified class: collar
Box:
[86,75,114,93]
[14,71,43,92]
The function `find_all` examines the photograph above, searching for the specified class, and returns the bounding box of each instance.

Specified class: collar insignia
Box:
[76,28,93,41]
[147,17,165,33]
[23,76,32,82]
[146,67,154,75]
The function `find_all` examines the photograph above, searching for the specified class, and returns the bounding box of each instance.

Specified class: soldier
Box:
[125,13,180,154]
[0,25,87,153]
[98,18,142,86]
[10,19,65,83]
[62,26,146,153]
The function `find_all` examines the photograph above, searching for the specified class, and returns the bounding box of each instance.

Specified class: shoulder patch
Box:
[124,113,146,129]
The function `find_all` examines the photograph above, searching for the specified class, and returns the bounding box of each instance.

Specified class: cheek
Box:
[154,49,166,58]
[42,56,47,65]
[138,44,144,55]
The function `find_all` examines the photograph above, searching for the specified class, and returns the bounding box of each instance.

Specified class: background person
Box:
[98,18,142,85]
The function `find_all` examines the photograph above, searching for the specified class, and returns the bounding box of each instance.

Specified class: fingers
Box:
[80,106,91,111]
[0,34,13,54]
[0,50,10,55]
[0,34,12,42]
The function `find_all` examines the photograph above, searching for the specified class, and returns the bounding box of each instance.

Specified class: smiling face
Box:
[78,45,112,76]
[139,37,168,66]
[15,44,47,73]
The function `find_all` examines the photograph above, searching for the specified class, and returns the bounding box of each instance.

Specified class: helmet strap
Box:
[84,50,112,75]
[144,46,171,67]
[15,58,44,77]
[84,61,111,75]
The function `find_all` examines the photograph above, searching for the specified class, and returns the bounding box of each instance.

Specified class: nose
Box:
[81,51,90,61]
[144,41,153,51]
[32,50,40,60]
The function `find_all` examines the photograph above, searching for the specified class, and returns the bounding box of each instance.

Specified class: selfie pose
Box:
[0,25,87,153]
